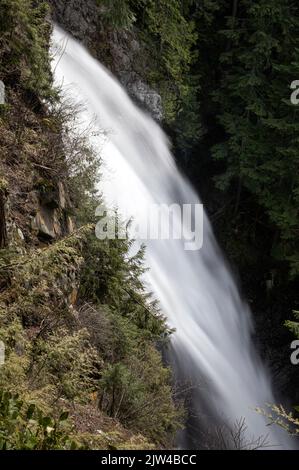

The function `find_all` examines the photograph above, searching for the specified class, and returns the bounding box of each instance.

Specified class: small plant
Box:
[0,389,79,449]
[256,404,299,438]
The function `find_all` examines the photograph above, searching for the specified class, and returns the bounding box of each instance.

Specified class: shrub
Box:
[29,328,99,402]
[0,389,78,449]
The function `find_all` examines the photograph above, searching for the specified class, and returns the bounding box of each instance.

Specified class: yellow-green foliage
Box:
[0,226,96,403]
[256,404,299,437]
[140,0,197,126]
[0,1,182,450]
[79,232,183,445]
[143,0,196,84]
[285,310,299,339]
[0,225,182,448]
[0,387,157,450]
[77,430,155,451]
[100,0,198,126]
[0,178,8,193]
[0,0,52,98]
[98,315,182,445]
[0,390,79,450]
[0,225,92,324]
[29,328,100,401]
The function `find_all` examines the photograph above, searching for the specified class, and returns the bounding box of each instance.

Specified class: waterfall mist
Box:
[51,25,292,449]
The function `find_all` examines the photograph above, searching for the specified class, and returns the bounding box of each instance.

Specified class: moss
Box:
[0,178,8,193]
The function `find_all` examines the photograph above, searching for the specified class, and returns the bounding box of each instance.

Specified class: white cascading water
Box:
[51,25,292,449]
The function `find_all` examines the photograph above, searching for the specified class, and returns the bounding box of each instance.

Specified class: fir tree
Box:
[212,0,299,276]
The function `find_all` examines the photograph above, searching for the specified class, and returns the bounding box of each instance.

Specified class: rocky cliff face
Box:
[1,0,162,258]
[49,0,162,120]
[0,91,74,250]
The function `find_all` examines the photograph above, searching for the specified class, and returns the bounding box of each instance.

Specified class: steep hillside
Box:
[0,0,182,449]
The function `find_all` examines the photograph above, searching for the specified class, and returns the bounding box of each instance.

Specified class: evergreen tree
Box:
[212,0,299,276]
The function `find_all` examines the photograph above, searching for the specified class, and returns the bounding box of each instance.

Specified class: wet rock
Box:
[108,30,163,120]
[32,206,61,239]
[123,77,162,121]
[50,0,100,40]
[49,0,163,120]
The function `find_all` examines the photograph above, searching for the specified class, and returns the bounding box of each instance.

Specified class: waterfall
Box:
[51,25,292,449]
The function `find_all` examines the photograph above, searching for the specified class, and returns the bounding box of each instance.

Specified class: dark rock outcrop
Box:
[31,181,73,240]
[49,0,162,120]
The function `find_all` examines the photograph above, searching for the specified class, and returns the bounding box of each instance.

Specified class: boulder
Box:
[32,206,61,239]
